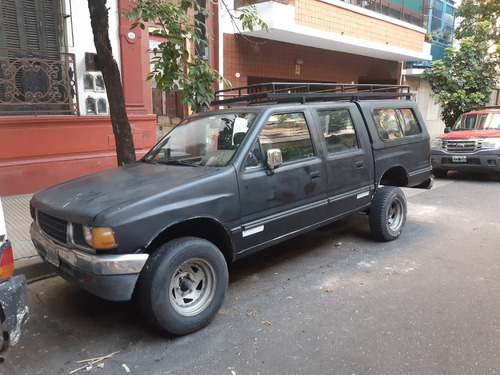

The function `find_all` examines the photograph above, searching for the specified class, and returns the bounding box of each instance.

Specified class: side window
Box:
[245,140,264,169]
[397,108,422,136]
[454,114,477,130]
[373,109,403,140]
[464,114,477,130]
[477,113,489,130]
[373,108,422,140]
[318,109,359,153]
[259,113,314,163]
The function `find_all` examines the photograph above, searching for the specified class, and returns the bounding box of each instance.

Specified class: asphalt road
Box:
[3,172,500,375]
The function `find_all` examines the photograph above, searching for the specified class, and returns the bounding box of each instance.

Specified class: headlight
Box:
[82,225,117,250]
[83,225,93,247]
[431,138,443,149]
[482,137,500,149]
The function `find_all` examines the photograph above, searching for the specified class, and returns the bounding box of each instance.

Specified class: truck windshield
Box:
[453,112,500,131]
[143,113,256,167]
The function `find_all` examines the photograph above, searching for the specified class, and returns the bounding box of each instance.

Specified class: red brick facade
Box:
[223,34,400,88]
[295,0,424,52]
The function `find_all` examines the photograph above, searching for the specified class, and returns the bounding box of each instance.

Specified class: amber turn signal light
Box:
[92,227,117,250]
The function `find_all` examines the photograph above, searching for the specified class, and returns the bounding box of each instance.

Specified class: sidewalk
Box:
[2,194,54,282]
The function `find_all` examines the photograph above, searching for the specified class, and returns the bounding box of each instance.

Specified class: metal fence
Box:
[0,48,79,116]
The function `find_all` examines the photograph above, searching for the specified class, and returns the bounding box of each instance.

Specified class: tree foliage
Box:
[89,0,266,166]
[455,0,499,45]
[423,3,500,128]
[125,0,267,112]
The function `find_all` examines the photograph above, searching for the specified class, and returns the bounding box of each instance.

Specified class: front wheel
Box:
[136,237,228,336]
[369,187,407,241]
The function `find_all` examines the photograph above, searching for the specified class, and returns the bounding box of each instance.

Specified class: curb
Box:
[14,256,56,284]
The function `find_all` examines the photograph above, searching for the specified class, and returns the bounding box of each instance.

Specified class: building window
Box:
[97,98,108,114]
[0,0,79,115]
[86,98,96,114]
[95,75,105,91]
[84,74,94,90]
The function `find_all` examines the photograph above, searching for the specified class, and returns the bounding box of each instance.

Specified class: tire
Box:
[433,168,448,178]
[136,237,228,336]
[369,186,407,241]
[0,304,6,351]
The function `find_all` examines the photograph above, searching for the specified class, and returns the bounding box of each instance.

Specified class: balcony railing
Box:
[0,48,79,116]
[234,0,424,28]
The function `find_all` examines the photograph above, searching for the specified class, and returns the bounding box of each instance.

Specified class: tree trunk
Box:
[88,0,136,165]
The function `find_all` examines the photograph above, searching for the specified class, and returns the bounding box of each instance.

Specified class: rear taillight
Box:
[0,242,14,280]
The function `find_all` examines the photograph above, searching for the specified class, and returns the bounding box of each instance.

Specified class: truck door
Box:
[236,110,328,255]
[314,104,374,219]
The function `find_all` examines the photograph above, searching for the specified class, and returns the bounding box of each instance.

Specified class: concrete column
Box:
[117,0,152,115]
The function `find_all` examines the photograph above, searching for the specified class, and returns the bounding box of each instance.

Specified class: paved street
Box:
[2,172,500,375]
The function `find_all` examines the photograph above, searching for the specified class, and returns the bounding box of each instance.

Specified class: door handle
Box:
[310,171,321,182]
[355,161,364,170]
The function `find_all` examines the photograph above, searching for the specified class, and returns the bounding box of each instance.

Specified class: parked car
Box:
[30,83,432,336]
[431,106,500,177]
[0,199,28,351]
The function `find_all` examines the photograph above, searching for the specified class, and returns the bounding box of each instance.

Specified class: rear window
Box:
[373,108,422,140]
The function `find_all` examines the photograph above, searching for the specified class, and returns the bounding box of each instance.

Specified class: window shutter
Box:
[0,0,60,52]
[0,0,22,49]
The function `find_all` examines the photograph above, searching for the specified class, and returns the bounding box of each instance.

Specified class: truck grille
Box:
[444,139,482,152]
[37,211,68,244]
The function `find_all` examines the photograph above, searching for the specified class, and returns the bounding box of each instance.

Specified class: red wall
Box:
[0,115,156,196]
[0,1,157,197]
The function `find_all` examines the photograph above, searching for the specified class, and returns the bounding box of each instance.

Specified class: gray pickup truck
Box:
[30,83,432,336]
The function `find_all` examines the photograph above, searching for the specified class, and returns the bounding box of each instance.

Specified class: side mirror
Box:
[266,148,283,170]
[444,127,451,133]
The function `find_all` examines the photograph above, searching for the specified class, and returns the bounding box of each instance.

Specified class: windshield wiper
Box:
[160,159,201,167]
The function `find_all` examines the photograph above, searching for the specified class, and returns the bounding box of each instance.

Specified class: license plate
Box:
[452,156,467,163]
[41,238,60,267]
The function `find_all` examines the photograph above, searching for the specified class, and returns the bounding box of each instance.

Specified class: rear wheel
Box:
[369,186,407,241]
[136,237,228,336]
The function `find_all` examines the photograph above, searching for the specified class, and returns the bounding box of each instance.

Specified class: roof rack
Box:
[211,82,412,107]
[469,105,500,111]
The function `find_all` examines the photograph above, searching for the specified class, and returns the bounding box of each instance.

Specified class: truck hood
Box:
[32,162,218,222]
[438,130,500,139]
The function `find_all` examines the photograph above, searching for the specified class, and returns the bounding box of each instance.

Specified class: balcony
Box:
[236,0,425,26]
[0,49,79,116]
[230,0,431,62]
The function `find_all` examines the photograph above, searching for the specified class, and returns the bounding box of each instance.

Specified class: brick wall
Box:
[223,34,399,87]
[295,0,424,52]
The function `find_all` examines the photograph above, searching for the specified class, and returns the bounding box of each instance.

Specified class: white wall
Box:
[63,0,122,116]
[405,75,446,140]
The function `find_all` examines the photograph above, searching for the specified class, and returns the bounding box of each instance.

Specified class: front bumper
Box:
[0,274,28,349]
[431,150,500,173]
[30,222,148,301]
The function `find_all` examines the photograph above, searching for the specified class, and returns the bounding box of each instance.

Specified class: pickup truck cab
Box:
[431,107,500,177]
[30,83,432,336]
